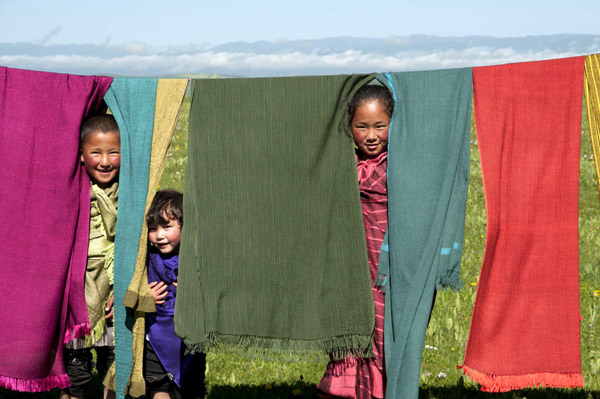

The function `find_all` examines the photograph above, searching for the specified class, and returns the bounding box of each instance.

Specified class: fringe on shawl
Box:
[436,271,464,292]
[0,373,71,392]
[460,365,584,392]
[184,331,374,362]
[63,322,91,344]
[86,317,107,347]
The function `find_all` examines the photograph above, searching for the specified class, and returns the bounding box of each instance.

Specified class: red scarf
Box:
[462,57,584,392]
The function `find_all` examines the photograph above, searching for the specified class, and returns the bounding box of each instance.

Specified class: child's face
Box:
[80,131,121,187]
[351,100,390,160]
[148,217,182,255]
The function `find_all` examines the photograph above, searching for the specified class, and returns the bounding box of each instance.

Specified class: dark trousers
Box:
[143,340,206,399]
[63,346,114,397]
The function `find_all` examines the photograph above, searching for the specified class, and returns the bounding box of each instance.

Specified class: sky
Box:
[1,0,599,48]
[1,0,598,77]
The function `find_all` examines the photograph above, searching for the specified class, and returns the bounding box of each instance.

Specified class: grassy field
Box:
[2,97,598,399]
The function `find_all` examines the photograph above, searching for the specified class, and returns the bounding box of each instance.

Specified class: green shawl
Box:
[85,182,118,345]
[175,74,376,359]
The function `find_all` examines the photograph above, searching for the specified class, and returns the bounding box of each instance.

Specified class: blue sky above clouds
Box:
[2,0,598,47]
[1,0,599,76]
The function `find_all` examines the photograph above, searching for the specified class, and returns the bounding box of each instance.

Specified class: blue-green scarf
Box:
[376,68,472,399]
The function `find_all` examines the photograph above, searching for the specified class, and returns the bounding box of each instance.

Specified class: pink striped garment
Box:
[317,151,387,399]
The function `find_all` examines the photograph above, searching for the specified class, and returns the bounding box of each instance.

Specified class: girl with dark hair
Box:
[144,190,206,399]
[318,83,393,399]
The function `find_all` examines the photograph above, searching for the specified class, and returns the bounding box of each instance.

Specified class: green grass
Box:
[2,98,598,399]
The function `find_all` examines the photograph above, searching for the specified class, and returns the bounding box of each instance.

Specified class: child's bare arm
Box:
[148,281,168,305]
[104,295,114,320]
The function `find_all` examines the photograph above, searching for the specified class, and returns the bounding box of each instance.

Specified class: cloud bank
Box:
[1,35,599,77]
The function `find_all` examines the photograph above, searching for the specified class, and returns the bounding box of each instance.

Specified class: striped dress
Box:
[317,151,387,399]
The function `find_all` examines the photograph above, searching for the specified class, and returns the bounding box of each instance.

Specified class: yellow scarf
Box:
[84,182,118,345]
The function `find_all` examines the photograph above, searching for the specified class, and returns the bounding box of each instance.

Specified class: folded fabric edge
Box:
[63,321,91,344]
[374,273,387,289]
[183,331,374,361]
[0,373,71,392]
[122,290,138,308]
[126,379,145,398]
[461,365,584,392]
[123,289,156,313]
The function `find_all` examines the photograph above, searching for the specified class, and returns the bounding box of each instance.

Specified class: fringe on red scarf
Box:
[0,373,71,392]
[460,365,584,392]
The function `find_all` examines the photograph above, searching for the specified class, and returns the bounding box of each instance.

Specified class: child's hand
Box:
[172,281,178,288]
[104,295,114,321]
[149,281,168,305]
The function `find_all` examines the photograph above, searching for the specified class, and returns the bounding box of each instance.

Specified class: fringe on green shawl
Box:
[183,331,374,362]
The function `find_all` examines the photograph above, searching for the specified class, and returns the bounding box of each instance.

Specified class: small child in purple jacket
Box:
[144,189,206,399]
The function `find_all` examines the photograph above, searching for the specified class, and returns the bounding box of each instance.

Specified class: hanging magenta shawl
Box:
[318,151,388,399]
[0,67,112,391]
[462,57,584,391]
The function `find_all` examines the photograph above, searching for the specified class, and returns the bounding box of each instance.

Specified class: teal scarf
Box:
[104,77,157,399]
[376,68,472,399]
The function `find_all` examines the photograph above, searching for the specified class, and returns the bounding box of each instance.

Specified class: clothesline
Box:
[0,53,599,399]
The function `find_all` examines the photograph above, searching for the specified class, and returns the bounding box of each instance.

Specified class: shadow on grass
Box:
[2,381,598,399]
[208,382,319,399]
[420,386,600,399]
[208,382,600,399]
[418,376,600,399]
[0,374,104,399]
[0,388,61,399]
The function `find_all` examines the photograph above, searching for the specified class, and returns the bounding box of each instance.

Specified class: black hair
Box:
[348,84,394,122]
[146,189,183,228]
[80,114,120,144]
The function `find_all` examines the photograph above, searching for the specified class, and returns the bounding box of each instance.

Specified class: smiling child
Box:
[62,114,120,399]
[318,84,393,399]
[144,190,206,399]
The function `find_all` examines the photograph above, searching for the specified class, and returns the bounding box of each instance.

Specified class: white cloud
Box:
[0,46,594,77]
[121,42,148,54]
